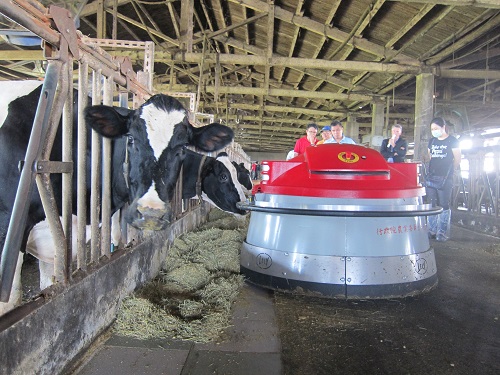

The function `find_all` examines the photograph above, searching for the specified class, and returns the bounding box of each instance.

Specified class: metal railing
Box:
[453,149,499,218]
[0,0,251,304]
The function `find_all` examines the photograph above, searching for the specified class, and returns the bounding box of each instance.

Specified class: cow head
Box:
[199,152,248,215]
[231,161,253,190]
[155,149,248,216]
[85,94,186,229]
[84,94,235,230]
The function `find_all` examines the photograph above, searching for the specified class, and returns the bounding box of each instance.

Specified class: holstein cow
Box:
[0,82,246,314]
[231,160,253,191]
[85,95,249,217]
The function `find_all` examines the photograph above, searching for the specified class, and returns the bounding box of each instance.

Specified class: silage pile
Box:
[113,209,249,343]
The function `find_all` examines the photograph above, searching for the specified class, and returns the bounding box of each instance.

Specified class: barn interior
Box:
[0,1,499,374]
[1,0,500,154]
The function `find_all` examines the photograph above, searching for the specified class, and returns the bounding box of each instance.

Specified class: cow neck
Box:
[195,154,207,203]
[180,149,208,203]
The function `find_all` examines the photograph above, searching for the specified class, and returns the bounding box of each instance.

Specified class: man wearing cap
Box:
[293,123,319,157]
[317,125,332,145]
[325,120,356,144]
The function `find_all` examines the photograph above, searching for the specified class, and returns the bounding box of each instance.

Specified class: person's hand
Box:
[307,134,317,145]
[388,134,396,147]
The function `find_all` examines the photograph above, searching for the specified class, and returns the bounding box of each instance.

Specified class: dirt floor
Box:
[274,226,500,375]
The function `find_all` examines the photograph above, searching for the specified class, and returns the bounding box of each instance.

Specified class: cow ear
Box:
[84,105,132,138]
[190,123,234,152]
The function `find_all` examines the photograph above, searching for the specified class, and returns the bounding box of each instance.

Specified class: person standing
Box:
[293,123,319,157]
[380,124,408,162]
[325,120,356,144]
[317,126,332,145]
[251,162,257,180]
[426,117,461,242]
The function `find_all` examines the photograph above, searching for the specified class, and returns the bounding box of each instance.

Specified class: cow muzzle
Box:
[125,199,171,230]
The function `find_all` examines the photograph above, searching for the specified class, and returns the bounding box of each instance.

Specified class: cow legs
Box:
[38,260,54,291]
[111,211,122,250]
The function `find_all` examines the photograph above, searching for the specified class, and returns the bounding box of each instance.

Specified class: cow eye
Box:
[219,173,228,182]
[127,134,134,144]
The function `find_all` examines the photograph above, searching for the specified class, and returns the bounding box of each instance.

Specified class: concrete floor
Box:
[70,225,500,375]
[70,283,282,375]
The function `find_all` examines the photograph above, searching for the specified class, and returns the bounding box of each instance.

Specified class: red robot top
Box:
[253,144,424,199]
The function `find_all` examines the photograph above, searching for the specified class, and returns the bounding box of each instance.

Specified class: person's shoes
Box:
[428,232,436,240]
[436,233,448,242]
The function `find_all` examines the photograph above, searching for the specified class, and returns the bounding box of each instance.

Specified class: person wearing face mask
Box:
[426,117,461,242]
[380,124,407,162]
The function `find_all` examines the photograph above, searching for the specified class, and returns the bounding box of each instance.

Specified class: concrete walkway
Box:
[71,284,282,375]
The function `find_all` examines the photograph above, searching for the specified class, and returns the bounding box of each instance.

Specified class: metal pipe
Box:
[77,61,89,270]
[61,60,73,283]
[101,77,114,259]
[0,61,61,302]
[237,202,443,217]
[90,70,102,262]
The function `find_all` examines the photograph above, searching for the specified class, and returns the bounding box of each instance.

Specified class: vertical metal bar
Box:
[45,59,72,285]
[0,61,61,302]
[61,60,74,282]
[36,61,69,286]
[77,61,89,270]
[91,70,102,262]
[144,41,154,91]
[118,91,129,246]
[496,154,499,218]
[100,77,114,259]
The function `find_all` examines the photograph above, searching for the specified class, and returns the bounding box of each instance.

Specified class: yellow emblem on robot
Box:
[338,151,359,163]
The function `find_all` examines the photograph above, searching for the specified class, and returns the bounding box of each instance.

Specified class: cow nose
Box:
[135,204,170,230]
[126,198,170,230]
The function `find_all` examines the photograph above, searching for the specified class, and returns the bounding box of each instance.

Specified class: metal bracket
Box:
[34,160,73,174]
[114,56,135,91]
[49,5,80,59]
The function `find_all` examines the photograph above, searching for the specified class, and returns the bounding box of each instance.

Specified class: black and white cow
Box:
[231,160,253,191]
[0,82,247,314]
[84,95,249,218]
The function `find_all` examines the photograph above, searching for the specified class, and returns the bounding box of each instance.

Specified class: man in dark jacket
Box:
[380,124,407,162]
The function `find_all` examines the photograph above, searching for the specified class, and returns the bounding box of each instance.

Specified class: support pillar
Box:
[346,114,359,143]
[370,98,385,149]
[180,0,194,52]
[414,73,434,162]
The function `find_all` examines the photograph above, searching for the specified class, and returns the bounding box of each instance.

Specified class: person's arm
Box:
[293,139,301,156]
[395,139,408,159]
[380,139,391,159]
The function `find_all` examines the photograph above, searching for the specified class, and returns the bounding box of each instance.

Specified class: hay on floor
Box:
[114,209,248,343]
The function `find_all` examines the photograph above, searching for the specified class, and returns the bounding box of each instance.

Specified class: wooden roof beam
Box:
[305,0,386,110]
[213,35,355,90]
[171,52,425,74]
[385,0,500,9]
[427,12,500,65]
[228,0,420,65]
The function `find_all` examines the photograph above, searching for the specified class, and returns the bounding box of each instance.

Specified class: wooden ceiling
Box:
[1,0,500,152]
